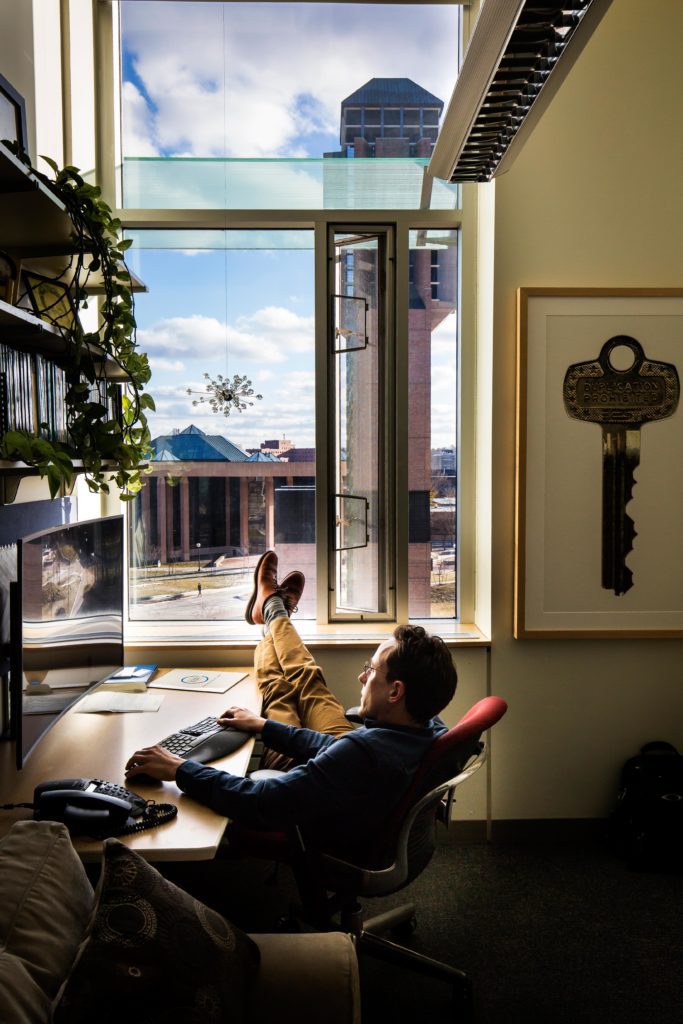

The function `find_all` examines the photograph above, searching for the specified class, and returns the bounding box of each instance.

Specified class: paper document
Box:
[149,669,247,694]
[95,679,148,694]
[76,691,165,714]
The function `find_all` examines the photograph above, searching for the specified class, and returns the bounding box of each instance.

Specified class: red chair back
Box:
[364,696,508,872]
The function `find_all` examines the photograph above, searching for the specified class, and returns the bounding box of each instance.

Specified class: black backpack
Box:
[609,741,683,869]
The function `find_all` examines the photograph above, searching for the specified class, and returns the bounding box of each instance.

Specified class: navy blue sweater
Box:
[176,716,446,864]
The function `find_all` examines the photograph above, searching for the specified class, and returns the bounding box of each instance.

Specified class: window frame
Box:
[93,0,475,638]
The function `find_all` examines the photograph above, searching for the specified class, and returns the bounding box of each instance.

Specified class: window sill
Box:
[124,618,490,652]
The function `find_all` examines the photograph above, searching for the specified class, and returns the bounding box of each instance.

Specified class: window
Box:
[126,231,316,622]
[108,1,463,630]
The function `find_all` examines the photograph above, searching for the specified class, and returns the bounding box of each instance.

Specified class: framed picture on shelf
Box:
[22,272,77,332]
[515,287,683,639]
[0,74,28,156]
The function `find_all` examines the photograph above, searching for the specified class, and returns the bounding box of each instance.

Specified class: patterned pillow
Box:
[53,838,260,1024]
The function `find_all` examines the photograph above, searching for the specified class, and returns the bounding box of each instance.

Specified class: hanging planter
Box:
[0,146,154,498]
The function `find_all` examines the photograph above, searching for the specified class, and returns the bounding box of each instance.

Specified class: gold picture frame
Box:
[23,271,77,332]
[515,287,683,639]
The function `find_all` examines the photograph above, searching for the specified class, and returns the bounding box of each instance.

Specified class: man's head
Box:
[358,625,457,726]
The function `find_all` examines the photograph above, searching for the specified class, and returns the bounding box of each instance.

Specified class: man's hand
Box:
[217,706,266,733]
[125,745,184,782]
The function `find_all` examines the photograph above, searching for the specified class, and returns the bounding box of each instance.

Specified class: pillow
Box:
[53,838,261,1024]
[0,820,95,1024]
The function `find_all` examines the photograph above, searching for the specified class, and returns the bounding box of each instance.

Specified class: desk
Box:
[0,667,258,862]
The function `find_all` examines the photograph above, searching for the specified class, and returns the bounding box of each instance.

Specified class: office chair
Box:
[228,695,508,1015]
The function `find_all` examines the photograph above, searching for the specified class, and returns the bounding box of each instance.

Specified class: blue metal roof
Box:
[246,451,281,462]
[151,425,248,462]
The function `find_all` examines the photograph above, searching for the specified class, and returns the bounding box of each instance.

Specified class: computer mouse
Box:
[128,772,163,788]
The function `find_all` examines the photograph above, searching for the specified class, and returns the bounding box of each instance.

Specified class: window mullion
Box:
[394,220,410,623]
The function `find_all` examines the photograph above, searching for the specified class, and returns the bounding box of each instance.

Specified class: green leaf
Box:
[40,154,59,173]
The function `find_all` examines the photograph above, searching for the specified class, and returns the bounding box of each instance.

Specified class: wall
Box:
[0,0,35,156]
[489,0,683,821]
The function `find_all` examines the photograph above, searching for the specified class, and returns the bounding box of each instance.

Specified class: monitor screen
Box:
[11,515,124,767]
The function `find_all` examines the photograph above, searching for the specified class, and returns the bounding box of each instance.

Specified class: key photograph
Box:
[515,288,683,638]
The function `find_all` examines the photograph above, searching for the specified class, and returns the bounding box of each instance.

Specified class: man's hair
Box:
[384,624,457,723]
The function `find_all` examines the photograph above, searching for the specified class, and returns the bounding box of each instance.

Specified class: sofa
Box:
[0,819,360,1024]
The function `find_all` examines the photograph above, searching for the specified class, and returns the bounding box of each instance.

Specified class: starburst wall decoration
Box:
[186,373,263,416]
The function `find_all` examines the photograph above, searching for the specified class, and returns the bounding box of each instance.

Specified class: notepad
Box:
[108,664,158,684]
[149,670,247,694]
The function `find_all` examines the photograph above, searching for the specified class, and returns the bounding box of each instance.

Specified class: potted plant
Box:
[0,146,154,499]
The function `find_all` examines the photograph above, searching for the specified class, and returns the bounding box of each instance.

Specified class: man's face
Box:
[358,638,396,720]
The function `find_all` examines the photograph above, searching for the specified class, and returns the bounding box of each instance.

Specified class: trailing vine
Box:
[0,144,154,499]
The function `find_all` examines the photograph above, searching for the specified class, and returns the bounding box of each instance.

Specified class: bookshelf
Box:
[0,144,138,504]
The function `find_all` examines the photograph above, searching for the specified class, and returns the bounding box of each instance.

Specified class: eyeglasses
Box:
[361,661,373,676]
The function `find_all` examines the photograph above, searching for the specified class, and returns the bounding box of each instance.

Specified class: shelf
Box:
[0,143,65,206]
[0,458,143,505]
[0,299,62,343]
[0,299,131,381]
[19,256,148,296]
[0,145,79,257]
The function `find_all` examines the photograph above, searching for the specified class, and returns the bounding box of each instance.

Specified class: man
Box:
[125,551,457,864]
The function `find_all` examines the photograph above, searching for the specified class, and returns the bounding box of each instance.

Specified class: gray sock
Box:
[263,593,287,626]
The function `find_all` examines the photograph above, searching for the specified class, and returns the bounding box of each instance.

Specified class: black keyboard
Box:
[158,715,249,764]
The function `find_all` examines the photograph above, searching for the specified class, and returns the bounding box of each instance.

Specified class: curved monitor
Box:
[11,515,124,767]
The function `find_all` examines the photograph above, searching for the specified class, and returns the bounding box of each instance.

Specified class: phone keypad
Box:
[92,779,137,801]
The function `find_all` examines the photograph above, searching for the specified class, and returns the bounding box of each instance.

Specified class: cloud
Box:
[121,80,159,156]
[236,307,314,353]
[149,366,316,449]
[148,356,185,373]
[121,3,460,158]
[137,307,313,364]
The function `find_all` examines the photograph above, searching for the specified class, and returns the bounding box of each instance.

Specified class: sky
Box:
[121,2,459,451]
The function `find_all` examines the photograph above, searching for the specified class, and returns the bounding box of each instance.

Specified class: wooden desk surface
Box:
[0,668,259,862]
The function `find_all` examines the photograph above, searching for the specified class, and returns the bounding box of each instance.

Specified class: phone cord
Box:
[117,801,178,836]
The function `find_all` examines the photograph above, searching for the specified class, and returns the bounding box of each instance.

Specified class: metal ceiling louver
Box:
[428,0,613,183]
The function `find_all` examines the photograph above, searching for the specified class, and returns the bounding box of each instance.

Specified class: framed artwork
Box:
[0,74,28,156]
[515,288,683,638]
[23,272,77,332]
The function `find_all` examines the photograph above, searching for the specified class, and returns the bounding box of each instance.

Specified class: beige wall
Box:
[0,0,36,157]
[489,0,683,820]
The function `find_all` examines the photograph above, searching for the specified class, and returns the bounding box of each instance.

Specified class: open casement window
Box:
[330,228,394,620]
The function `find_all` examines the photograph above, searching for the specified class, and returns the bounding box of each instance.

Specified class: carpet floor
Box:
[165,831,683,1024]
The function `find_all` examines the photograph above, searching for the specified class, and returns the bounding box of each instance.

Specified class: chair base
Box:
[357,929,472,1019]
[345,901,473,1017]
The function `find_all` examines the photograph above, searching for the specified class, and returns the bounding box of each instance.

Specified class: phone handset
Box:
[32,778,176,838]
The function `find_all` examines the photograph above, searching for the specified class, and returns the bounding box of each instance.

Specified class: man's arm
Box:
[260,718,336,762]
[175,730,376,831]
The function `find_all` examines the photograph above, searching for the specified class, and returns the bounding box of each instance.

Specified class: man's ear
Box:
[387,678,406,705]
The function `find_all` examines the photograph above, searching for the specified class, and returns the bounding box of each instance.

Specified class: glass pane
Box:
[126,229,316,621]
[119,2,461,210]
[333,233,383,614]
[407,229,458,620]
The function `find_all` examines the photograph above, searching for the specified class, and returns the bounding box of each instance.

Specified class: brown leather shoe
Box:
[278,570,305,616]
[245,550,279,625]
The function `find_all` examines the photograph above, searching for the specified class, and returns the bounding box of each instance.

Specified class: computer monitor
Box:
[9,515,124,767]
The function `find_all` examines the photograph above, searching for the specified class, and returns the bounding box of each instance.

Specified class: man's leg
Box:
[268,616,353,738]
[253,630,302,729]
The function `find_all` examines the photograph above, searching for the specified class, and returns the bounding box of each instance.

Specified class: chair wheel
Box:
[391,914,418,940]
